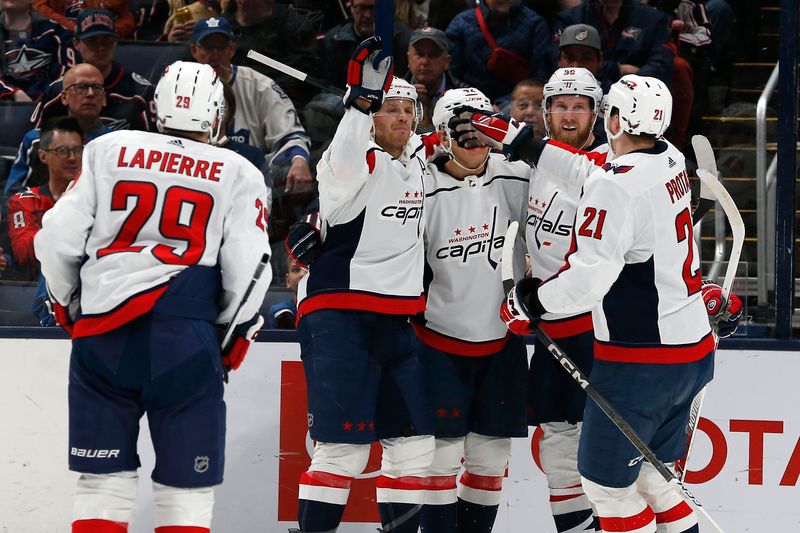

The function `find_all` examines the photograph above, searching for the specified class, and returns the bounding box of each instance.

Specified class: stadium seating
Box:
[115,40,189,84]
[0,102,36,157]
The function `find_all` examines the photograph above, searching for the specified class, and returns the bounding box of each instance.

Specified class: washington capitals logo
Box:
[602,162,635,174]
[435,206,503,269]
[619,79,637,90]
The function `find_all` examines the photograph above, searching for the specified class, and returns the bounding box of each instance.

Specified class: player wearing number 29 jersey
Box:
[34,61,270,533]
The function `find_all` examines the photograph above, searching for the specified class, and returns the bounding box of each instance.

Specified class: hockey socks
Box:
[549,485,598,532]
[457,498,499,533]
[297,499,346,532]
[378,502,422,532]
[420,502,458,532]
[72,519,128,532]
[552,509,598,532]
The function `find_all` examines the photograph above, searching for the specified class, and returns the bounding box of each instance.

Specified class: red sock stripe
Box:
[425,475,458,490]
[460,472,503,491]
[550,493,583,502]
[375,475,427,491]
[655,501,693,524]
[72,519,128,533]
[156,526,211,533]
[599,507,655,532]
[300,470,353,489]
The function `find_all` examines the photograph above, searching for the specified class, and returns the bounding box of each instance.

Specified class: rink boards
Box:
[1,335,798,532]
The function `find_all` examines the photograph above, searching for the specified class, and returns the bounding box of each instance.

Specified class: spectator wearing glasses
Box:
[509,78,545,140]
[7,117,83,270]
[5,63,110,197]
[32,9,155,132]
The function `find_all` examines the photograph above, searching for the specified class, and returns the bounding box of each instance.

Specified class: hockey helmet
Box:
[154,61,225,143]
[603,74,672,140]
[542,67,603,137]
[432,87,493,134]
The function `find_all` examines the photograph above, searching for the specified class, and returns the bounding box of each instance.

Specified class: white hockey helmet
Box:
[603,74,672,140]
[382,77,423,129]
[542,67,603,137]
[154,61,225,143]
[432,87,492,133]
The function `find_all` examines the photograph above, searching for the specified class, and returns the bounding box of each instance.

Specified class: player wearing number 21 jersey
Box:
[34,61,270,533]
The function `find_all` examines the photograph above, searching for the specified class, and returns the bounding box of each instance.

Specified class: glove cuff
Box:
[516,277,546,320]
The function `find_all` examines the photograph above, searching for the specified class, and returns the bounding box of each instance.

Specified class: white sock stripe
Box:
[424,488,458,505]
[457,484,502,506]
[376,487,427,505]
[73,472,138,524]
[152,483,214,528]
[550,493,593,515]
[298,484,349,505]
[550,485,586,497]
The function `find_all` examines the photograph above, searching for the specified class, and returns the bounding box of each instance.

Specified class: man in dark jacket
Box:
[318,0,412,90]
[555,0,674,88]
[446,0,551,102]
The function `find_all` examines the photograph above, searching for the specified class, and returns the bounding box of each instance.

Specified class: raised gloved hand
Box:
[343,36,393,115]
[448,106,532,155]
[701,280,743,338]
[286,211,321,268]
[500,277,543,336]
[222,314,264,372]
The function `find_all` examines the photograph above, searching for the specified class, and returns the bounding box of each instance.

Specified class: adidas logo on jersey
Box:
[168,139,185,148]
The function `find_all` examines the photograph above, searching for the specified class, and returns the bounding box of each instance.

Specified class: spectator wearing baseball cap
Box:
[31,9,156,132]
[32,0,135,38]
[557,23,604,79]
[405,26,462,132]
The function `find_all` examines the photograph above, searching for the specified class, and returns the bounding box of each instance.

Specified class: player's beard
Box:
[551,119,593,150]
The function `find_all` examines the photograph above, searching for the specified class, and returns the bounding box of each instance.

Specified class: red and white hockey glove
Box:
[500,278,543,336]
[286,211,321,269]
[343,36,393,115]
[222,314,264,372]
[701,280,743,339]
[448,106,531,156]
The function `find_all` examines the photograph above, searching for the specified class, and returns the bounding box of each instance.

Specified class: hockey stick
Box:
[500,222,726,533]
[691,135,718,224]
[677,167,745,481]
[246,50,346,97]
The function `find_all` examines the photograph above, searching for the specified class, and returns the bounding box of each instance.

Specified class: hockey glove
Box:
[286,211,321,268]
[701,280,743,338]
[222,314,264,372]
[500,277,544,336]
[343,36,393,115]
[448,106,532,157]
[46,288,80,337]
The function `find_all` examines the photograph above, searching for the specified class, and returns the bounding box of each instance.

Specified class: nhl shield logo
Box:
[194,456,210,473]
[307,413,314,427]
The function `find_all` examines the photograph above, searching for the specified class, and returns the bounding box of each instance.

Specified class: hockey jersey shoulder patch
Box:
[602,162,635,174]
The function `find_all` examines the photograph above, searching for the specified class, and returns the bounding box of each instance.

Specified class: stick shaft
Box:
[246,50,345,97]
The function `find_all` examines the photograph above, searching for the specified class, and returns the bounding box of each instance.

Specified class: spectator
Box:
[216,80,273,210]
[130,0,170,40]
[395,0,428,29]
[0,0,69,101]
[446,0,551,102]
[223,0,317,106]
[164,0,220,42]
[405,26,461,132]
[32,9,155,132]
[189,17,312,194]
[0,246,6,276]
[267,255,304,329]
[33,0,135,38]
[5,63,111,197]
[556,23,604,86]
[7,116,82,271]
[509,78,545,139]
[319,0,412,90]
[555,0,674,89]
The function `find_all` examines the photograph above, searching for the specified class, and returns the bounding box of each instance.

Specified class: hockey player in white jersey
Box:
[416,87,530,533]
[34,61,271,533]
[525,67,605,533]
[502,76,716,533]
[294,37,434,533]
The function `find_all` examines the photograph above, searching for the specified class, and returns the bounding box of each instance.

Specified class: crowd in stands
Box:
[0,0,746,329]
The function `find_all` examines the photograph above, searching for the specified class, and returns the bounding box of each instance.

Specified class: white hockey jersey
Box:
[297,108,426,317]
[537,140,714,363]
[228,65,310,165]
[34,130,272,338]
[416,154,530,356]
[527,139,608,338]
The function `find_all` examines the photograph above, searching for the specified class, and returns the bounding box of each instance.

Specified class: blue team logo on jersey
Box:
[6,44,52,77]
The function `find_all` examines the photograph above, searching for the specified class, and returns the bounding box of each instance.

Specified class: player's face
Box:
[408,40,450,86]
[285,260,305,293]
[75,35,117,71]
[559,45,602,75]
[62,68,106,120]
[39,130,83,182]
[373,98,414,156]
[547,94,595,148]
[350,0,375,36]
[191,34,236,80]
[447,130,490,168]
[510,84,544,138]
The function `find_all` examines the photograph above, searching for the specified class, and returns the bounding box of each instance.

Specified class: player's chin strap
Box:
[442,130,490,173]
